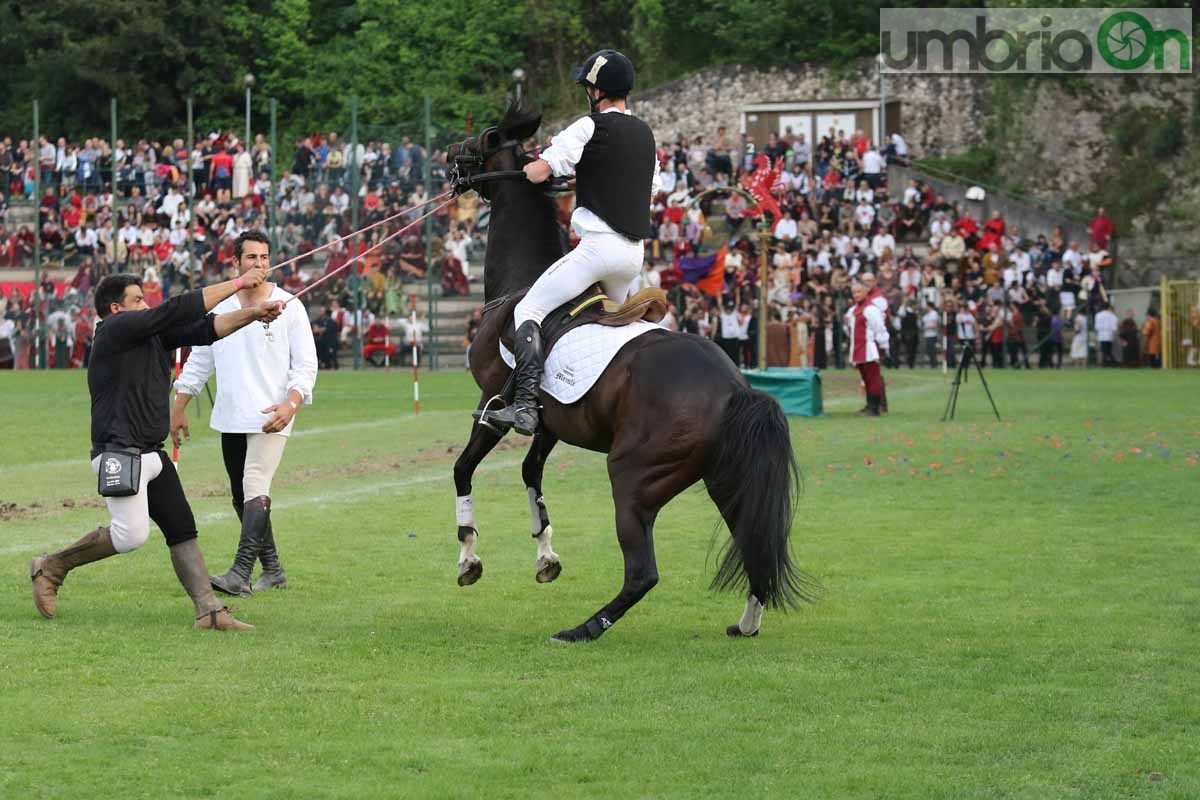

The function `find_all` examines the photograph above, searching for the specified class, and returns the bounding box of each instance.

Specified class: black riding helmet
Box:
[570,49,636,97]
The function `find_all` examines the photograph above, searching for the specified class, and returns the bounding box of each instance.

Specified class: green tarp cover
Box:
[742,368,823,417]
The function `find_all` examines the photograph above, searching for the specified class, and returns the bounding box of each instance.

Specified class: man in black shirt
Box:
[31,267,282,630]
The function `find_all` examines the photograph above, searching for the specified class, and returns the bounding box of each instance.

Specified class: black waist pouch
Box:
[97,449,142,497]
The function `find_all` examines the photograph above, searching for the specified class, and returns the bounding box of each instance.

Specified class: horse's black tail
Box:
[705,387,817,609]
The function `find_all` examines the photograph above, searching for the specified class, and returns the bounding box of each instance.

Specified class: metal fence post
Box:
[110,98,118,199]
[424,94,437,369]
[186,97,195,282]
[351,95,362,370]
[32,99,44,369]
[269,98,278,257]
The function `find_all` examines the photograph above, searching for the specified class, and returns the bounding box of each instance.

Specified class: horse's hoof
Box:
[726,623,759,638]
[535,557,561,584]
[550,626,591,644]
[457,559,483,587]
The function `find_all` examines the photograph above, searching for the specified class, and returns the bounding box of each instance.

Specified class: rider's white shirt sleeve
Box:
[539,116,596,178]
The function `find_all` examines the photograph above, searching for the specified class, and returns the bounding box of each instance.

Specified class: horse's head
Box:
[448,101,543,202]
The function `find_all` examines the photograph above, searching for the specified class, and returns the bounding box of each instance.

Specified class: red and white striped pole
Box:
[172,347,183,468]
[410,293,419,415]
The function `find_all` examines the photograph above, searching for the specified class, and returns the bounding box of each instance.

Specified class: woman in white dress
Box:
[1069,310,1088,366]
[232,143,253,199]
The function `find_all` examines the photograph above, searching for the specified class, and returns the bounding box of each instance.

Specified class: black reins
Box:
[450,126,571,195]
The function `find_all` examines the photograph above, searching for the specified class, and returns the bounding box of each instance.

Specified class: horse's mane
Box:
[499,98,542,140]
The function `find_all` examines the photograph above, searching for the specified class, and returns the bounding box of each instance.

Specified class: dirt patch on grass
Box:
[0,497,106,522]
[5,439,527,522]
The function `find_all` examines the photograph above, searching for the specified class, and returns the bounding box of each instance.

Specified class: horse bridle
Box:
[450,126,572,195]
[450,126,528,194]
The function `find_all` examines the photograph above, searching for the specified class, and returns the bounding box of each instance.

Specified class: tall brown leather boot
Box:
[169,538,254,631]
[30,526,118,619]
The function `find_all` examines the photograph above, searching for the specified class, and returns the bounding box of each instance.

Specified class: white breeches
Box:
[514,231,644,328]
[243,432,288,499]
[91,452,164,553]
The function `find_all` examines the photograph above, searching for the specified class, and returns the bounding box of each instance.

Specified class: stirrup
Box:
[472,395,512,434]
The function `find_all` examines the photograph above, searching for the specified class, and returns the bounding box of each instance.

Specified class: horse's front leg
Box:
[523,431,561,583]
[453,402,504,586]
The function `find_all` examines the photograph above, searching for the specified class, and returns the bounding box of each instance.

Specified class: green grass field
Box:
[0,366,1196,799]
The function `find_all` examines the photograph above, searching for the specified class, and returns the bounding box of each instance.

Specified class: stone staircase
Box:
[340,279,483,370]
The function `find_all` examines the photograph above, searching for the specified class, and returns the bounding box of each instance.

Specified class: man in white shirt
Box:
[783,165,809,195]
[792,133,811,167]
[861,144,886,189]
[161,185,184,219]
[657,164,676,195]
[330,186,350,215]
[928,211,951,248]
[773,214,798,242]
[871,230,896,261]
[846,281,889,415]
[921,303,941,368]
[448,228,472,281]
[1094,302,1119,366]
[74,224,98,257]
[832,232,851,257]
[854,197,875,229]
[1002,263,1020,289]
[489,49,660,436]
[1062,240,1083,273]
[171,231,318,596]
[1011,247,1032,281]
[169,221,188,249]
[1045,261,1063,291]
[0,316,15,355]
[137,223,156,254]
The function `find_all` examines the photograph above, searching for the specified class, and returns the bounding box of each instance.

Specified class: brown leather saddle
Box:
[490,285,669,356]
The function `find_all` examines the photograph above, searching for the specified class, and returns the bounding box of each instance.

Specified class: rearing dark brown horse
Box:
[449,103,813,642]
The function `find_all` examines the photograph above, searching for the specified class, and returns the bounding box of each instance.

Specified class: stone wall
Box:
[628,61,989,157]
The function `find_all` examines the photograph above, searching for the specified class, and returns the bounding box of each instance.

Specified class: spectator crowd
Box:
[631,125,1163,371]
[1,128,488,369]
[2,119,1168,373]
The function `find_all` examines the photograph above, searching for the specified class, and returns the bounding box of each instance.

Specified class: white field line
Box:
[0,410,464,475]
[0,456,523,556]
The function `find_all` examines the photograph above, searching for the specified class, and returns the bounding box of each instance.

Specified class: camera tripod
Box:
[941,342,1001,422]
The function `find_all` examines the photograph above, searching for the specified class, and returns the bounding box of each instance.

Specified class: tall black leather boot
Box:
[489,320,544,436]
[252,514,287,592]
[211,496,269,597]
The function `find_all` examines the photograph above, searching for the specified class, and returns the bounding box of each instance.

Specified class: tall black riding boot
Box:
[253,515,288,592]
[488,320,544,436]
[211,496,269,597]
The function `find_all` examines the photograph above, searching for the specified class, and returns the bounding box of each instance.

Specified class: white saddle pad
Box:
[500,321,662,404]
